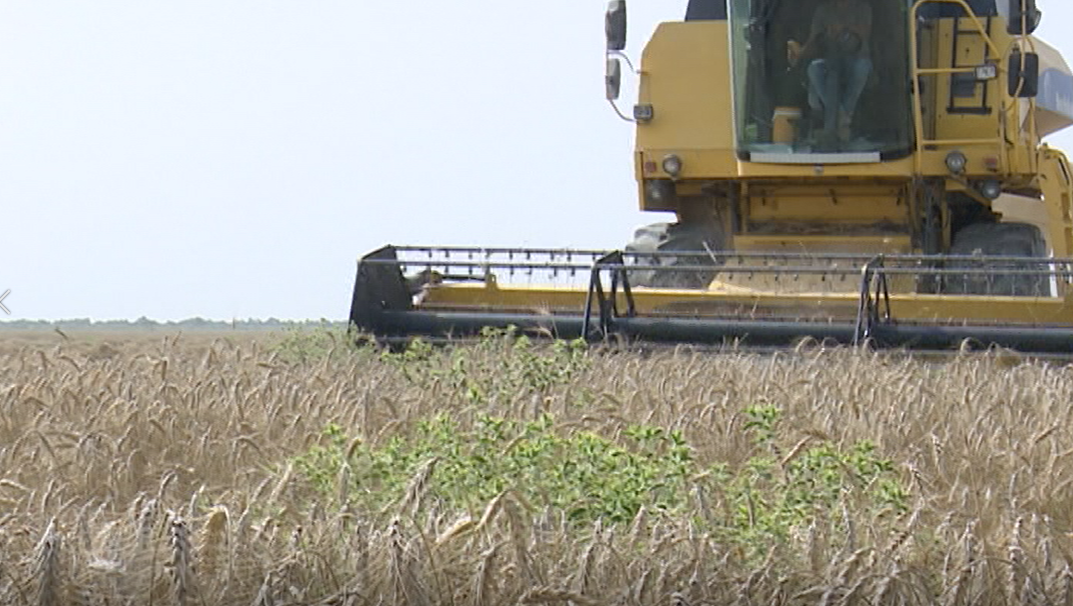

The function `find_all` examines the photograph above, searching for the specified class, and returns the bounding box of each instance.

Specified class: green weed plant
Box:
[294,333,908,552]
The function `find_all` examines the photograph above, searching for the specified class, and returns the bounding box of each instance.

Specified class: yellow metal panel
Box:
[745,191,907,224]
[635,22,735,154]
[640,149,1002,180]
[640,149,919,179]
[732,235,912,254]
[931,20,1001,142]
[918,147,1003,176]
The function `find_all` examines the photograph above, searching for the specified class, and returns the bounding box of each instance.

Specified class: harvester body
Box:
[351,0,1073,354]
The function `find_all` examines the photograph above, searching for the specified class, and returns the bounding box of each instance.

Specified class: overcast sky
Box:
[3,2,1073,321]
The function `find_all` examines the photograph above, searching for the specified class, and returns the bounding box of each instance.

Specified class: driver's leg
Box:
[808,59,839,138]
[839,55,873,141]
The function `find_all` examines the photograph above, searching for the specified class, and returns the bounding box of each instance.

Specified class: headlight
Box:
[978,180,1002,200]
[661,154,683,178]
[945,151,968,174]
[644,179,677,205]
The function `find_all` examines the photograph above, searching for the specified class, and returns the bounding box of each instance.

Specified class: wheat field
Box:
[2,329,1073,605]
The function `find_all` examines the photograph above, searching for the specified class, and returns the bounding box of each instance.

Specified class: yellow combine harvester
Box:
[351,0,1073,353]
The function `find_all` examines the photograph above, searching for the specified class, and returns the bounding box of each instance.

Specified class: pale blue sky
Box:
[3,2,1072,321]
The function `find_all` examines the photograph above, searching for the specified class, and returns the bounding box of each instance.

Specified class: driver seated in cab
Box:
[787,0,873,146]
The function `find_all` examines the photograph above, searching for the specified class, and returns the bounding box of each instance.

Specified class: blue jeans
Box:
[807,55,872,133]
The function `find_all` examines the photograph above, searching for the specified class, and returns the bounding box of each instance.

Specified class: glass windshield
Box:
[728,0,913,162]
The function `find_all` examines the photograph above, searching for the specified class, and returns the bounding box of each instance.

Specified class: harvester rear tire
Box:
[625,221,725,289]
[942,222,1050,297]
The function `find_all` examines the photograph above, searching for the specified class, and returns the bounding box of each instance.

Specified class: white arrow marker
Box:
[0,290,10,314]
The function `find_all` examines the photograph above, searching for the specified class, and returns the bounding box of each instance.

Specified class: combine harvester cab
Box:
[352,0,1073,355]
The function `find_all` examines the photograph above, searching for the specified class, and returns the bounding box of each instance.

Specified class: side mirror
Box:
[606,0,627,51]
[1008,51,1039,98]
[606,58,622,100]
[1007,0,1041,35]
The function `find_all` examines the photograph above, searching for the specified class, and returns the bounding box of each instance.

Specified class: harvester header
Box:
[351,245,1073,352]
